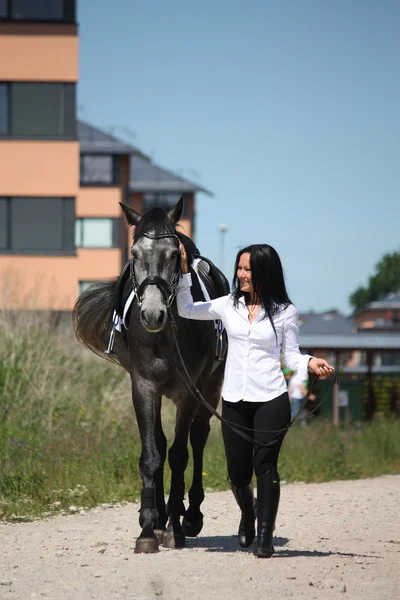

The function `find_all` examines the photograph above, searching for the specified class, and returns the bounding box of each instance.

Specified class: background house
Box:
[0,2,209,311]
[354,293,400,331]
[297,302,400,422]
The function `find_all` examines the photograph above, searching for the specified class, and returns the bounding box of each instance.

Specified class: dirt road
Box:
[1,475,399,599]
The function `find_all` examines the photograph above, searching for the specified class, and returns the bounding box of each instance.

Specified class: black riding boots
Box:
[253,469,280,558]
[231,482,256,548]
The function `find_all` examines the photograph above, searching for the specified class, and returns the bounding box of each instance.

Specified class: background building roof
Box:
[362,292,400,311]
[78,120,147,156]
[78,120,212,195]
[130,155,212,195]
[299,333,400,350]
[298,311,355,335]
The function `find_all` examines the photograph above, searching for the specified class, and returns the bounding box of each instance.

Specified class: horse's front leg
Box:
[131,378,162,554]
[163,398,196,549]
[154,401,168,542]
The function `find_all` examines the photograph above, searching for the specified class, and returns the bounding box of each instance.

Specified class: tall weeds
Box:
[1,310,399,521]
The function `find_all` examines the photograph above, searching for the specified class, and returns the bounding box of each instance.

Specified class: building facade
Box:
[0,1,79,310]
[0,2,209,311]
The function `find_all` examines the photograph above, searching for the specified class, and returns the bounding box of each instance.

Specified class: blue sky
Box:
[78,0,400,314]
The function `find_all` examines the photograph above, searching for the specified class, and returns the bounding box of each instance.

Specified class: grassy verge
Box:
[1,312,400,521]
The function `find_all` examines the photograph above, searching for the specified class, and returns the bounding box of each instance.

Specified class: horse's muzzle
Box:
[140,305,168,333]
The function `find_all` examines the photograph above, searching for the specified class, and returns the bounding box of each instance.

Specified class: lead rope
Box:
[164,306,338,449]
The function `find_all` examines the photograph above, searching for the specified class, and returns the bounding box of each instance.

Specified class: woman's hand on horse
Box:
[308,357,335,376]
[179,243,189,274]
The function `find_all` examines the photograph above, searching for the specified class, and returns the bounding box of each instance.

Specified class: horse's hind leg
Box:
[182,407,211,537]
[183,372,223,538]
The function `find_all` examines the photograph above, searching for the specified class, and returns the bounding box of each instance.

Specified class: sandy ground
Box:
[1,475,399,600]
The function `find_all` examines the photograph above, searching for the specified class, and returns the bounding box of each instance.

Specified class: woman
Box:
[177,243,334,558]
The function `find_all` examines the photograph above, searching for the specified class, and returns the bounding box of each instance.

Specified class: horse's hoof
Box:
[154,529,165,544]
[182,516,203,537]
[134,536,159,554]
[162,532,186,549]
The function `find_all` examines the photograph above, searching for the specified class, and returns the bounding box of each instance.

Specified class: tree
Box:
[349,251,400,311]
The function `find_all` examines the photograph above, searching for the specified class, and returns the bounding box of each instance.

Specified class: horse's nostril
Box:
[157,310,166,325]
[140,308,166,331]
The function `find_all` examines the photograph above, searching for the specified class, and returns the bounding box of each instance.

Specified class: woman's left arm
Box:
[281,305,335,379]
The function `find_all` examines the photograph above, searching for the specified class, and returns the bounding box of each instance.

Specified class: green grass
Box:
[1,310,400,521]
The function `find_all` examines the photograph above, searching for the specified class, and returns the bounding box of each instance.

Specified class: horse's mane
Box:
[134,207,199,265]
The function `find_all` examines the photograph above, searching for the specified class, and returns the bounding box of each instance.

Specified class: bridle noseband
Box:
[130,231,181,309]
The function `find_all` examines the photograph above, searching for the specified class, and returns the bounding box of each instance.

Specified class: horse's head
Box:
[120,198,185,333]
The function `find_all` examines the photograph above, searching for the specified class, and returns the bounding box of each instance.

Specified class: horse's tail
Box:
[72,281,122,365]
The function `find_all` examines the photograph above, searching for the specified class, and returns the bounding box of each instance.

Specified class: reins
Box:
[165,306,337,448]
[128,231,337,449]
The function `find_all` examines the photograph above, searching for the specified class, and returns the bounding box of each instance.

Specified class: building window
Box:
[143,193,188,217]
[0,1,7,18]
[0,84,7,135]
[75,218,119,249]
[0,83,76,138]
[78,281,100,295]
[377,352,400,367]
[0,0,76,22]
[0,197,7,250]
[0,197,75,254]
[80,155,120,185]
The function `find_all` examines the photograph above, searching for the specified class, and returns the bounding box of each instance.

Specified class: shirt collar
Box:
[235,296,266,322]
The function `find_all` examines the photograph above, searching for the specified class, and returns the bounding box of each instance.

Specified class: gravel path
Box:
[1,475,399,599]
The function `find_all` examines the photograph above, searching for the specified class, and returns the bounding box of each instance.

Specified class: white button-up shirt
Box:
[177,273,311,403]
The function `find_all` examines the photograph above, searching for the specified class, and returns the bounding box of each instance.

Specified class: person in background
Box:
[176,243,334,558]
[288,371,308,420]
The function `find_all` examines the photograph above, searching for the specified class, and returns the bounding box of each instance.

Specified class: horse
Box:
[73,197,229,553]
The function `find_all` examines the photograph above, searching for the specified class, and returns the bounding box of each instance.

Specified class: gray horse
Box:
[73,198,229,553]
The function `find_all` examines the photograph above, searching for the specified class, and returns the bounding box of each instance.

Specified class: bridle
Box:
[130,231,181,309]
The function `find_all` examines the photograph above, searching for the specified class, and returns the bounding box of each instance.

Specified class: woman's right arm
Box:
[176,273,226,320]
[177,243,226,320]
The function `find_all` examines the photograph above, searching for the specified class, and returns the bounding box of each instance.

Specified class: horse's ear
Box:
[120,203,141,226]
[167,196,184,224]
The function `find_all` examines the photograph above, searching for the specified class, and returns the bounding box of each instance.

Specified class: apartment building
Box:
[0,0,79,310]
[0,1,210,311]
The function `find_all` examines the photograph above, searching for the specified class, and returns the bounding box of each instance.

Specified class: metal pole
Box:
[366,350,376,420]
[218,224,227,272]
[333,351,340,425]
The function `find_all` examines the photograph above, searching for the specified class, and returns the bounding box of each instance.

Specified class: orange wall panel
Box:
[0,255,79,311]
[0,141,79,196]
[0,249,123,311]
[0,35,78,81]
[77,249,121,280]
[77,188,122,217]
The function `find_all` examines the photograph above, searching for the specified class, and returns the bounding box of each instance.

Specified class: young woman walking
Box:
[176,243,334,558]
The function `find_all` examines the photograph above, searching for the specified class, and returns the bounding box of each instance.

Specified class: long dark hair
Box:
[232,244,292,340]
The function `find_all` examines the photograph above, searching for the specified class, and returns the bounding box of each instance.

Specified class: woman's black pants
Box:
[221,392,291,487]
